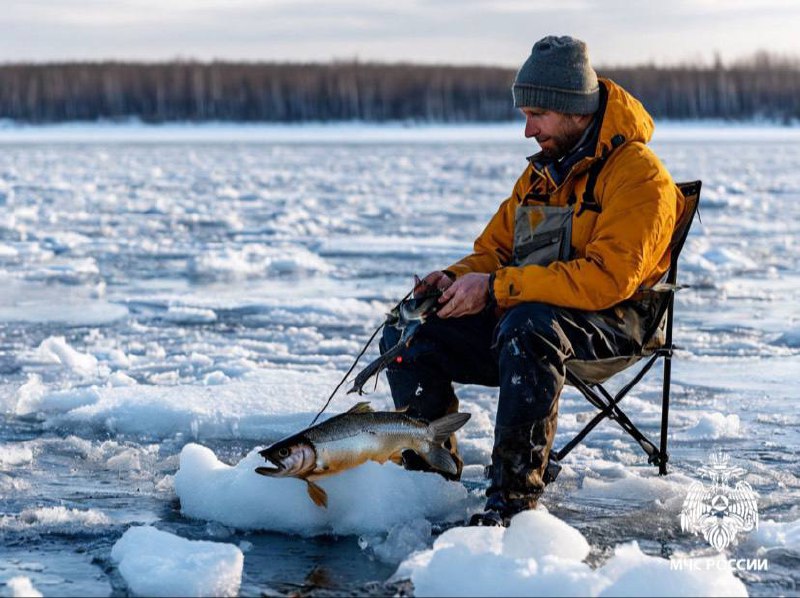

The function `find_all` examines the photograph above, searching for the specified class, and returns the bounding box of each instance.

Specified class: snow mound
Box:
[18,506,110,527]
[678,413,742,440]
[187,245,331,280]
[744,518,800,551]
[174,443,467,536]
[502,510,590,560]
[597,542,747,597]
[28,336,100,377]
[395,512,747,597]
[1,506,111,532]
[0,444,33,469]
[111,526,243,597]
[3,576,43,598]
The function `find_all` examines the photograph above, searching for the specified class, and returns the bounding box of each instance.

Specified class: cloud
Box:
[0,0,797,65]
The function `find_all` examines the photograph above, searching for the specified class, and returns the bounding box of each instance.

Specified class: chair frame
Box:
[548,180,702,479]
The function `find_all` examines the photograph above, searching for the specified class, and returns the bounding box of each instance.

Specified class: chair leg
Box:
[560,369,661,463]
[657,293,677,477]
[550,348,674,475]
[658,350,672,476]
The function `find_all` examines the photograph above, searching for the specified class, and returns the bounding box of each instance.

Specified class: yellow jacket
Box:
[446,78,685,311]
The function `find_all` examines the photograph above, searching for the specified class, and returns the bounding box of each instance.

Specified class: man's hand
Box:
[414,271,454,296]
[437,272,490,318]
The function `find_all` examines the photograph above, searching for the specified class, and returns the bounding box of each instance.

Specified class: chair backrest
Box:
[667,181,702,283]
[566,180,702,384]
[639,180,702,350]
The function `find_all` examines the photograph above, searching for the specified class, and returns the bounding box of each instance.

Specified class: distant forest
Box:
[1,53,799,123]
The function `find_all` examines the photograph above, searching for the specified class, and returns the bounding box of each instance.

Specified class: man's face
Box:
[521,108,589,160]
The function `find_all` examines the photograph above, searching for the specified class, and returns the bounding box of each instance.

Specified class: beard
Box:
[538,120,588,161]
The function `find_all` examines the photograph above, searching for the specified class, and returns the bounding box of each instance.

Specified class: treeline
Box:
[602,53,800,123]
[1,54,799,123]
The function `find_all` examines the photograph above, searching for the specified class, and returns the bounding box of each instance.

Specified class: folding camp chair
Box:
[546,180,702,481]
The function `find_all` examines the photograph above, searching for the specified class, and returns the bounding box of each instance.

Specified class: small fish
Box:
[255,402,470,508]
[348,287,443,395]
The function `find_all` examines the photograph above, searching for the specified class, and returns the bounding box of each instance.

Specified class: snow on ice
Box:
[575,460,697,504]
[11,367,368,440]
[744,518,800,552]
[1,124,798,595]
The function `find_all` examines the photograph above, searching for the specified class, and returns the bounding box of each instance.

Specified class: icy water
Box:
[1,127,799,596]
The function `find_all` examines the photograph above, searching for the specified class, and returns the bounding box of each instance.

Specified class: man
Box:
[380,36,685,526]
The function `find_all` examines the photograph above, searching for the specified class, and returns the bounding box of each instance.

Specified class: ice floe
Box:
[394,510,748,597]
[174,443,468,536]
[111,526,243,597]
[12,368,365,440]
[162,306,218,324]
[359,518,434,564]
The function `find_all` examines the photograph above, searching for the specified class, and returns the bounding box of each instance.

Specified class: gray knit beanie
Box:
[513,36,599,114]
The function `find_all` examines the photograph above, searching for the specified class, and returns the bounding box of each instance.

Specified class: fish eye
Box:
[278,448,290,458]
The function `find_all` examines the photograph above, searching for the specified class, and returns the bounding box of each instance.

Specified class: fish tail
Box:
[418,442,459,476]
[427,412,471,445]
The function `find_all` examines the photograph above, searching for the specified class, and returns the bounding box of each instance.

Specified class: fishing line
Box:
[308,320,384,427]
[308,289,413,427]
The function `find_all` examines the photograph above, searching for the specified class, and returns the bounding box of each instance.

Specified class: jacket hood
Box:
[595,78,654,157]
[527,78,655,188]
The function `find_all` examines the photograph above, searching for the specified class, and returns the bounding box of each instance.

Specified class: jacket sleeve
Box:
[492,144,677,311]
[444,170,528,277]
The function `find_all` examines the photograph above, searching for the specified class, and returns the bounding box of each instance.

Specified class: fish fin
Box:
[387,451,404,465]
[306,480,328,508]
[345,401,374,415]
[428,412,471,445]
[417,444,458,476]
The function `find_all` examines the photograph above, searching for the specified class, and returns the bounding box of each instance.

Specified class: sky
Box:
[1,0,799,67]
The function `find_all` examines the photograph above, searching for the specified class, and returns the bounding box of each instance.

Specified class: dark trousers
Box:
[380,301,653,511]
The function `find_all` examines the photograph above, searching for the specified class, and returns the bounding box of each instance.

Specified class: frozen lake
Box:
[1,124,798,596]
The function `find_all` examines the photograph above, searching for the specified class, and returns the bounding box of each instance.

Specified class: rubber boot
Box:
[469,419,554,527]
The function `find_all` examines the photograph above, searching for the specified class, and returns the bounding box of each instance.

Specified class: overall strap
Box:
[577,133,626,217]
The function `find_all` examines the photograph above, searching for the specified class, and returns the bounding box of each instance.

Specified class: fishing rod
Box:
[308,280,442,426]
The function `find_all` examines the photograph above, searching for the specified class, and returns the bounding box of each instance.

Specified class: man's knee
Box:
[495,303,561,350]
